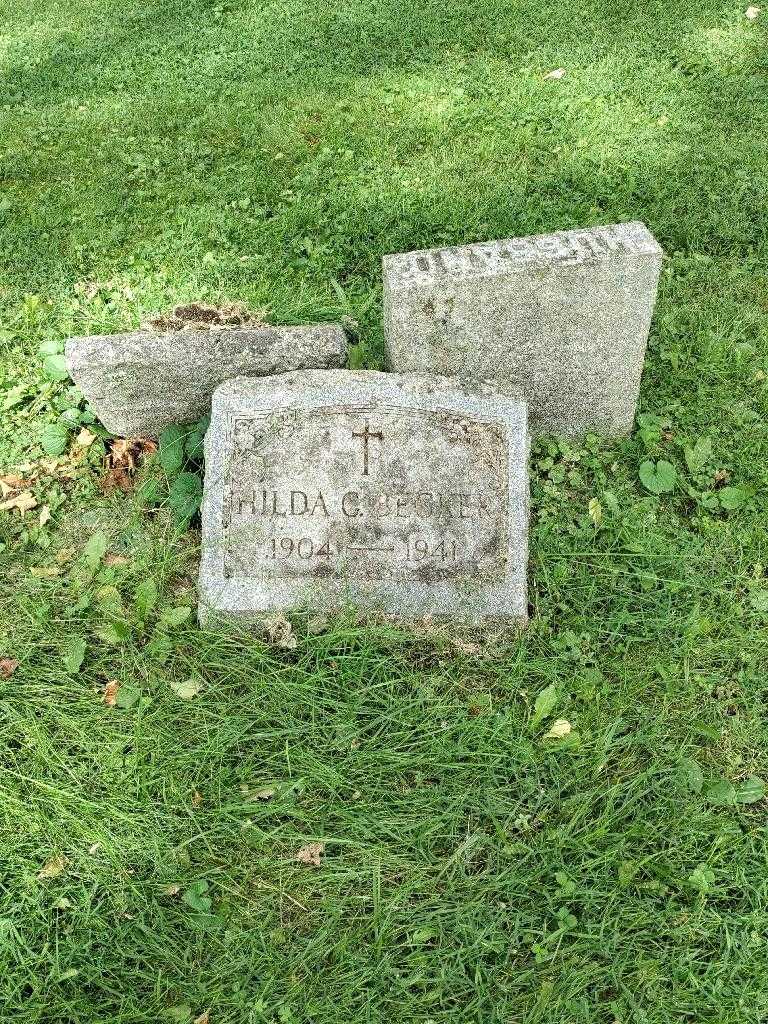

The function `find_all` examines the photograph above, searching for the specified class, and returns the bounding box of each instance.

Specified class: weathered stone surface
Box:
[199,370,529,625]
[383,221,663,437]
[65,324,348,437]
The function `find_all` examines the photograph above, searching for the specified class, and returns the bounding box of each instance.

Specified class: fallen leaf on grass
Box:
[103,680,120,707]
[165,884,181,896]
[102,437,157,493]
[38,854,68,879]
[0,474,32,497]
[30,565,62,578]
[193,1011,210,1024]
[170,678,203,700]
[746,6,761,19]
[192,790,203,807]
[0,490,37,513]
[543,719,572,740]
[39,505,52,527]
[0,472,32,488]
[588,497,602,527]
[530,682,558,730]
[164,1005,193,1022]
[76,427,97,447]
[252,788,276,801]
[0,657,19,678]
[544,68,566,80]
[88,842,101,855]
[263,613,298,650]
[104,554,130,567]
[295,842,325,867]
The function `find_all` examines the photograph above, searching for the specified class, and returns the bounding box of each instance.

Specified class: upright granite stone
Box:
[383,222,663,437]
[199,370,529,625]
[65,324,348,437]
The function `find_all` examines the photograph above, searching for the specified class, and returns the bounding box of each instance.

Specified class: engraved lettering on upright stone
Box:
[383,222,662,437]
[221,404,509,583]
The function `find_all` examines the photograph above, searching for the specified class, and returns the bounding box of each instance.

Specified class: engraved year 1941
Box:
[406,537,458,562]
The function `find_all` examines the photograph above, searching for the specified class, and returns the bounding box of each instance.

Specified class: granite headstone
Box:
[65,324,348,437]
[199,370,529,625]
[383,222,662,436]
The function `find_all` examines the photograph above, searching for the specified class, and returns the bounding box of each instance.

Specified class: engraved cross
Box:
[352,420,383,477]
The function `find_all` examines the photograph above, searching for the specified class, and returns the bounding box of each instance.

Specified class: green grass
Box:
[1,0,768,1021]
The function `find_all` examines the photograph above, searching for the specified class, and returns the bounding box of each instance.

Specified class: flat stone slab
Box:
[383,221,662,437]
[199,370,529,625]
[65,324,348,437]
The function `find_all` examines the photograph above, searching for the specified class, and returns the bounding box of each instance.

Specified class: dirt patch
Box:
[143,302,266,333]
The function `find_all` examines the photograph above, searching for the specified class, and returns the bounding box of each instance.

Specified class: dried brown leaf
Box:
[104,554,130,567]
[194,1011,210,1024]
[0,490,37,513]
[103,680,120,707]
[0,658,19,678]
[0,473,30,490]
[451,638,482,656]
[295,842,325,867]
[192,790,203,808]
[39,505,52,527]
[102,437,157,493]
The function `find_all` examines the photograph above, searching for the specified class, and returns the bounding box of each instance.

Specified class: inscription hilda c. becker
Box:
[222,406,509,582]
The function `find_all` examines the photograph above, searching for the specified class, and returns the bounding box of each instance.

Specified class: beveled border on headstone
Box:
[199,370,529,626]
[383,222,663,437]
